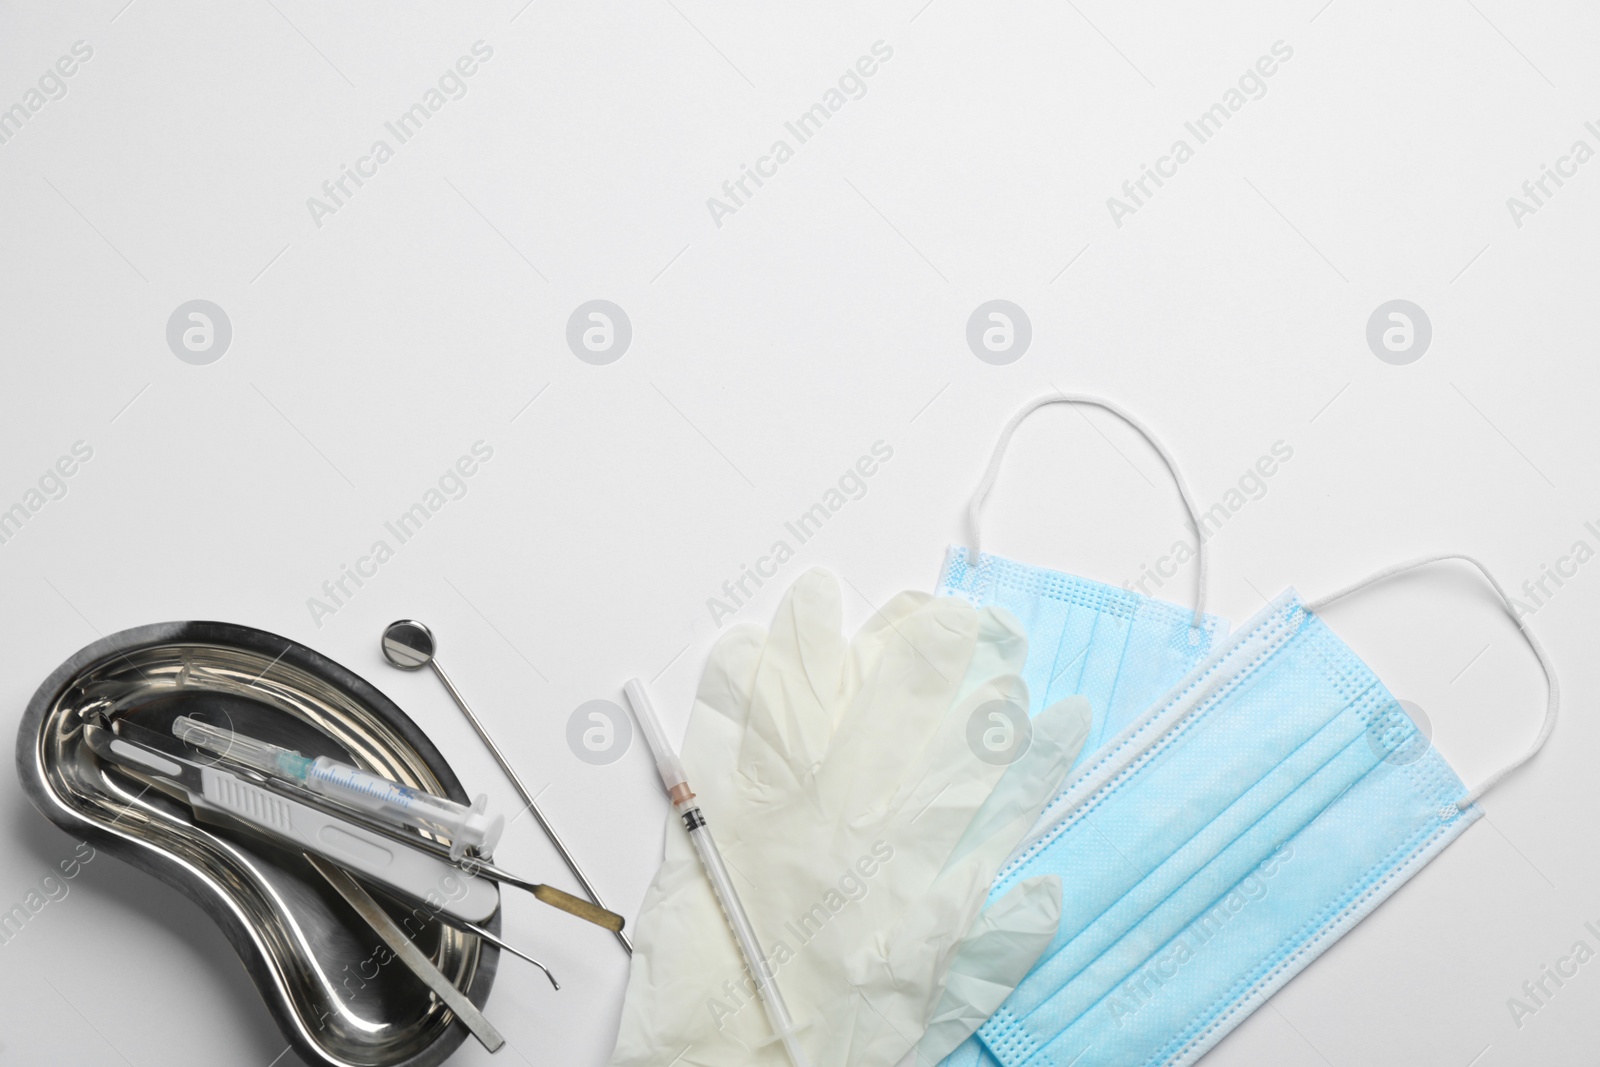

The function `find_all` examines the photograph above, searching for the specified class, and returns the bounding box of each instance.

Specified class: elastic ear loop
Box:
[964,394,1210,628]
[1305,553,1559,808]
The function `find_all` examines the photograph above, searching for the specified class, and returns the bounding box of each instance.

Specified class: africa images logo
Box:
[704,42,895,228]
[1105,41,1294,228]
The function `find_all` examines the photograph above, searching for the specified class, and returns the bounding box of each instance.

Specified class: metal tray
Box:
[14,621,501,1067]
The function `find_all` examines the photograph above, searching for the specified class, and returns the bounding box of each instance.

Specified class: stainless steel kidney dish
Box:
[14,621,501,1067]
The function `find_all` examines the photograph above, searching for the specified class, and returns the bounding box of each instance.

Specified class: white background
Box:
[0,1,1595,1065]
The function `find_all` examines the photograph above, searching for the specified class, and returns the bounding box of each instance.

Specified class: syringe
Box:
[623,679,811,1067]
[172,715,503,861]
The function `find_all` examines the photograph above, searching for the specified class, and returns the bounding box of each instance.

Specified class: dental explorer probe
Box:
[382,619,633,954]
[623,679,812,1067]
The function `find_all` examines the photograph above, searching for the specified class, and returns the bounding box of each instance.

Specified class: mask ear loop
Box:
[964,393,1210,628]
[1304,553,1559,808]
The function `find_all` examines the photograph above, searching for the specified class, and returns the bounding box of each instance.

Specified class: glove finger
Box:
[739,568,846,799]
[876,694,1082,987]
[837,590,932,730]
[840,595,1003,736]
[875,674,1027,898]
[865,609,1034,894]
[680,622,766,820]
[797,857,988,1067]
[954,607,1028,704]
[941,695,1091,878]
[825,596,980,817]
[912,876,1063,1066]
[684,624,765,763]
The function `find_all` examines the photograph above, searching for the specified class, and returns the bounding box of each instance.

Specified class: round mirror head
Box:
[382,620,435,671]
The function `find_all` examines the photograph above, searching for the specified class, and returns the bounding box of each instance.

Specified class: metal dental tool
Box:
[623,679,811,1067]
[451,916,560,990]
[307,854,507,1054]
[382,619,633,954]
[453,855,624,935]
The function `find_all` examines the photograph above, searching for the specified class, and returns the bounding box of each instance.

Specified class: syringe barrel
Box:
[306,759,445,824]
[304,760,501,858]
[682,809,809,1067]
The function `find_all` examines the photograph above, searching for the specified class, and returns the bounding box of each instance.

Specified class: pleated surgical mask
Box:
[941,554,1558,1067]
[938,396,1228,765]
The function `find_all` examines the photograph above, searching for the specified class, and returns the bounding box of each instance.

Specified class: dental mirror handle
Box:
[429,657,632,953]
[382,619,632,954]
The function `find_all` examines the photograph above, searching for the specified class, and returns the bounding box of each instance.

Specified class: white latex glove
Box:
[610,570,1090,1067]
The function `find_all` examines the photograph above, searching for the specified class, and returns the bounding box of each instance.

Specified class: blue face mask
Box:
[942,554,1558,1067]
[938,396,1229,766]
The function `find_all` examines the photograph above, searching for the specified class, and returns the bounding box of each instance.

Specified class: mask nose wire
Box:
[1305,552,1560,808]
[964,393,1211,628]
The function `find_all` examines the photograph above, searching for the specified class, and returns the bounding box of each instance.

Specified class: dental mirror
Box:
[382,620,436,671]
